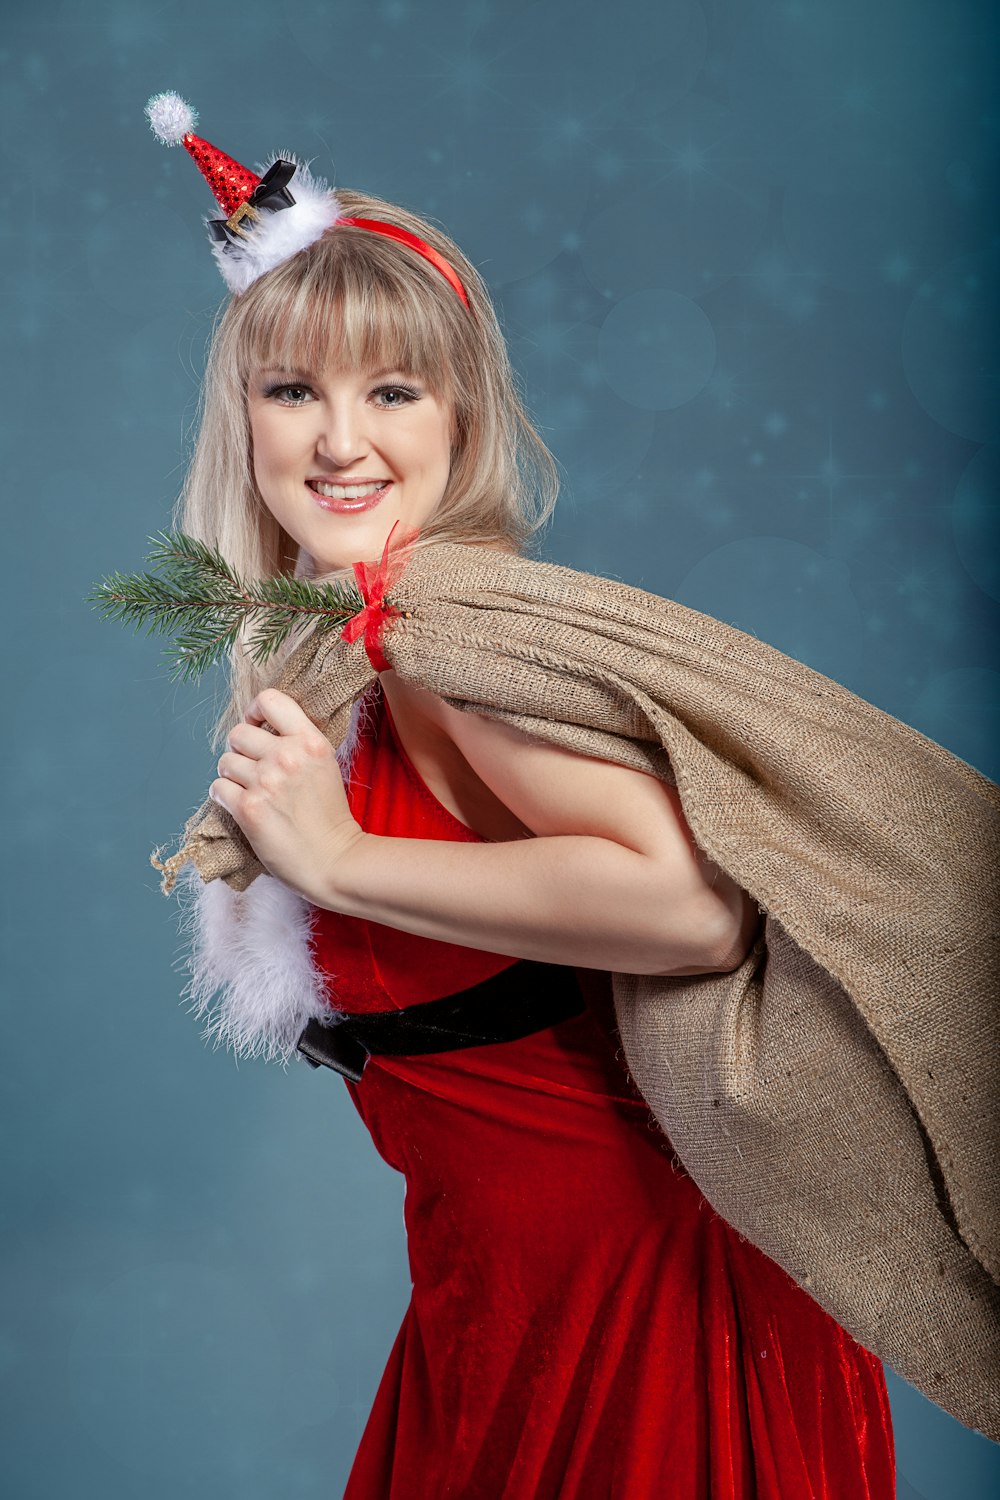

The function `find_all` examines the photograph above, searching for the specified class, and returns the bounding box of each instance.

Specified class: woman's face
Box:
[247,362,453,573]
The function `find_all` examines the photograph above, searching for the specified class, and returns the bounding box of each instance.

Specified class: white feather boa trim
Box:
[210,154,344,295]
[175,867,336,1066]
[172,691,374,1065]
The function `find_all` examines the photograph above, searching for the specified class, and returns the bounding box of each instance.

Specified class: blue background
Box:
[2,1,998,1496]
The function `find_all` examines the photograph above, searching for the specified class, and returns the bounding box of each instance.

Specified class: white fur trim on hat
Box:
[210,154,344,295]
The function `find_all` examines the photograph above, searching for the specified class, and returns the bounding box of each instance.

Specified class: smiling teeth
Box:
[312,481,387,500]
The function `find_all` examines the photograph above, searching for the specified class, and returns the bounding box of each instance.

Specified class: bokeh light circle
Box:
[581,96,769,302]
[675,536,866,683]
[598,290,716,411]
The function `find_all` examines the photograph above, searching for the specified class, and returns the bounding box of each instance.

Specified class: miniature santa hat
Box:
[144,91,469,305]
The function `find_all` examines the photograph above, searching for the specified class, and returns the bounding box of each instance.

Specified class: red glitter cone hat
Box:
[144,91,469,306]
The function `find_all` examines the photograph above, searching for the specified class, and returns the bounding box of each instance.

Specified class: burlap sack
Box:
[154,541,1000,1439]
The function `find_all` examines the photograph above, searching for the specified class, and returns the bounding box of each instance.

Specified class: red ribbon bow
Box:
[339,520,421,673]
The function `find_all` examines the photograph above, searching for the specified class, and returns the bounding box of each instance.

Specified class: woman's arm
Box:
[324,700,759,977]
[214,689,761,978]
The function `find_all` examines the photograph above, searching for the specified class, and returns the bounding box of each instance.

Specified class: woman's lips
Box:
[307,481,392,514]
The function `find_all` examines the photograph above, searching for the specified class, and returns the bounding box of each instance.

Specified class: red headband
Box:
[337,218,470,309]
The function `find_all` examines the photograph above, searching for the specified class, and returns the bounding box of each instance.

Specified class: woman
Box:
[148,96,896,1496]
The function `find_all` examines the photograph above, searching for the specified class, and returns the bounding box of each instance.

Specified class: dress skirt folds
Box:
[307,682,895,1500]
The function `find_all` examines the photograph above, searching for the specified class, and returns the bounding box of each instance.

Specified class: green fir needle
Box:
[88,530,365,682]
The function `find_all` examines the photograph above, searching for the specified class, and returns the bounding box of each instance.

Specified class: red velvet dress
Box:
[308,682,896,1499]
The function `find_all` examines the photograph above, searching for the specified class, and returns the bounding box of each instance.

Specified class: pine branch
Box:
[89,530,365,682]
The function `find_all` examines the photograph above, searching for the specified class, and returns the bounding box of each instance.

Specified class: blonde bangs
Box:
[228,230,458,396]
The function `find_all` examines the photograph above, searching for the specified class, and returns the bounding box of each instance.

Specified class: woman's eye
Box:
[264,383,313,405]
[373,384,420,408]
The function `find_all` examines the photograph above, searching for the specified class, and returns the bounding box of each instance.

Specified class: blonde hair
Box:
[174,188,560,746]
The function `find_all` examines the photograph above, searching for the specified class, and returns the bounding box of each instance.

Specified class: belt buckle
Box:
[296,1018,369,1083]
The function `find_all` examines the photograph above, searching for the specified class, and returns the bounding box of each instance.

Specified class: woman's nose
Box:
[316,403,369,466]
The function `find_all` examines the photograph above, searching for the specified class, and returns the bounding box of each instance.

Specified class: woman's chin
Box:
[307,521,397,576]
[304,496,444,575]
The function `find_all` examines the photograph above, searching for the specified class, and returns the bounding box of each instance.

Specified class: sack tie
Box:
[339,520,421,672]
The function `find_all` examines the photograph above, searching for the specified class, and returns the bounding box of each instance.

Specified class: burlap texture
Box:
[154,541,1000,1438]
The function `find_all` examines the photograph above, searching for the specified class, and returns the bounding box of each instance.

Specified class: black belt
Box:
[296,959,586,1083]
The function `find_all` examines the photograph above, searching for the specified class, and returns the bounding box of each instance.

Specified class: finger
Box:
[217,750,258,788]
[244,688,309,734]
[243,703,278,732]
[209,778,235,812]
[227,722,285,758]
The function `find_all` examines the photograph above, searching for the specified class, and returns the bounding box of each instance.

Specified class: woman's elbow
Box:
[654,879,762,977]
[698,880,763,973]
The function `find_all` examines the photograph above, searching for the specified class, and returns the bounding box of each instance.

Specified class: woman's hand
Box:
[210,687,365,903]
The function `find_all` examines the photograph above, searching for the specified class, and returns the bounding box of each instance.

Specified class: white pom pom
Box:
[145,91,198,146]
